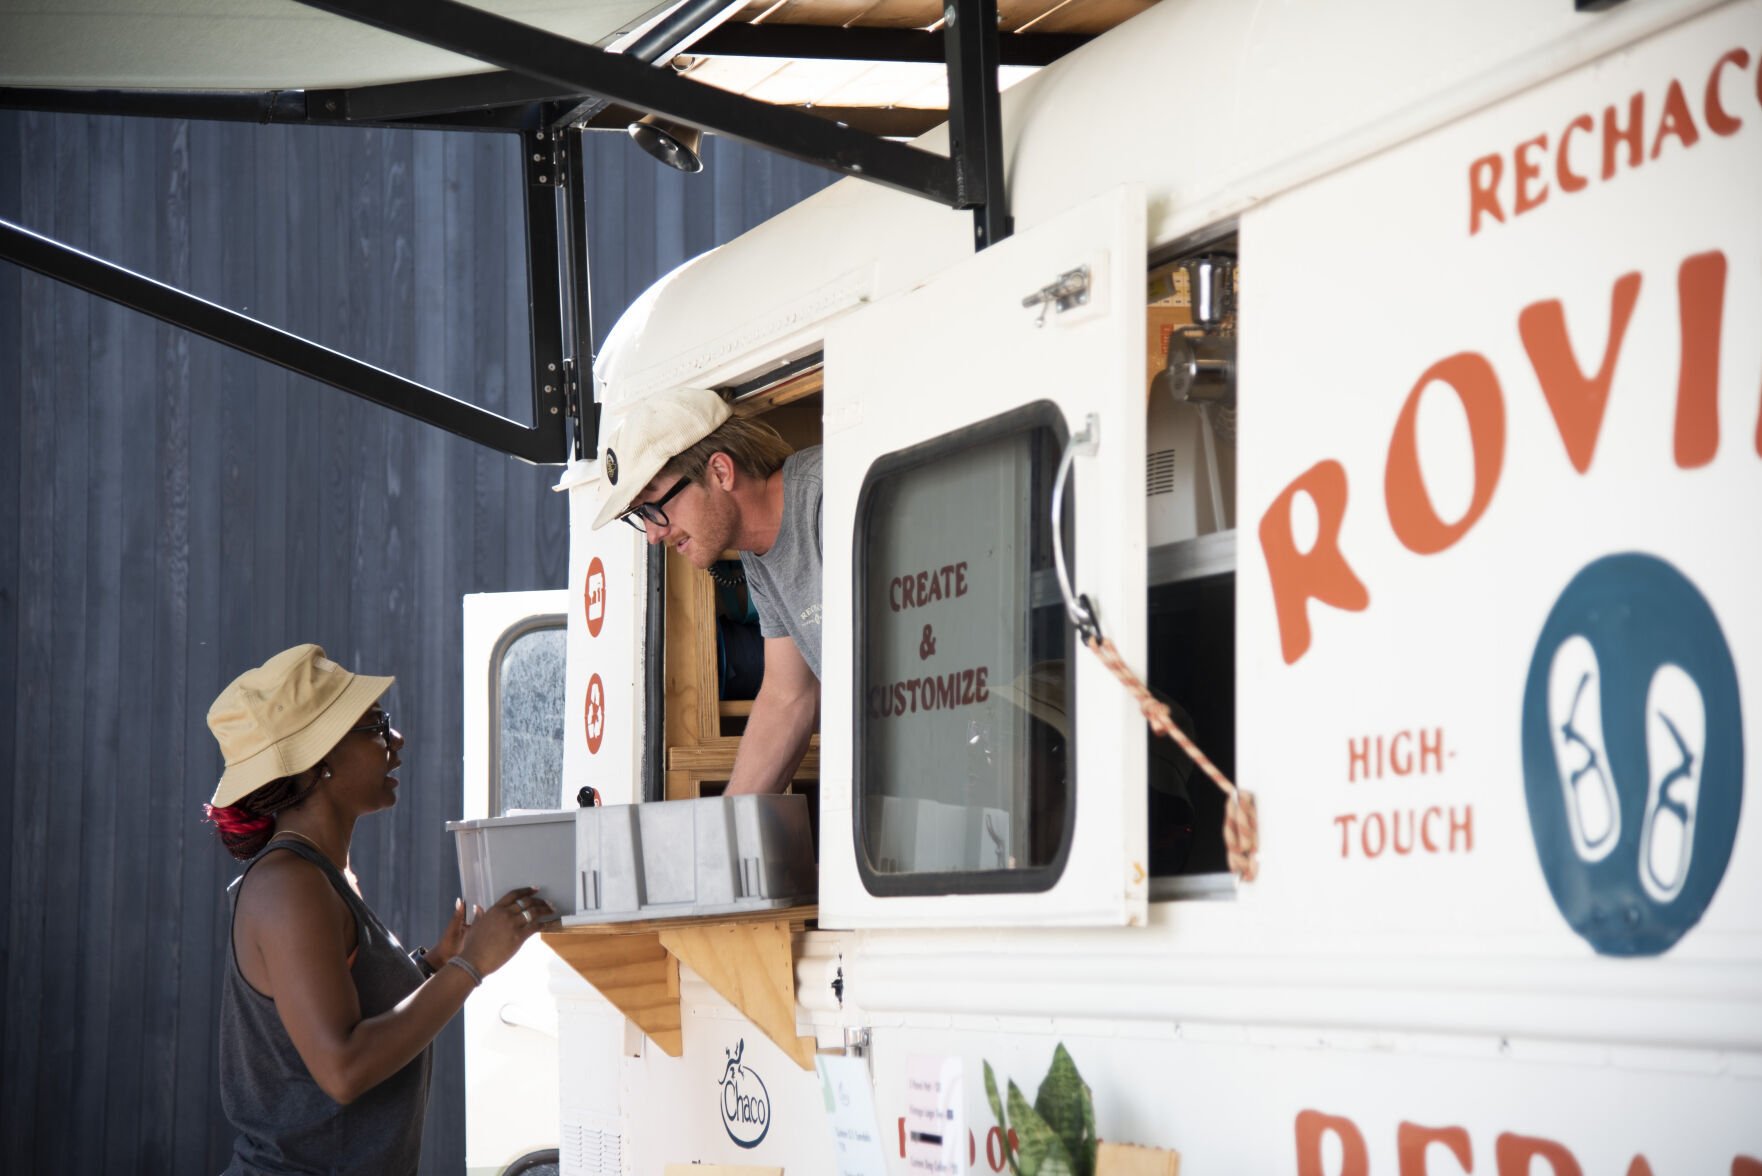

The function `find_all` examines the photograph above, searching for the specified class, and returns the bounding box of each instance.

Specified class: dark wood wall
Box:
[0,109,831,1174]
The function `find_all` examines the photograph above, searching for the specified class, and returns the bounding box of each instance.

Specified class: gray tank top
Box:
[219,840,432,1175]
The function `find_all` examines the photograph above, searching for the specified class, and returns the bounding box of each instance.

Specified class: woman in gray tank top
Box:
[203,645,555,1176]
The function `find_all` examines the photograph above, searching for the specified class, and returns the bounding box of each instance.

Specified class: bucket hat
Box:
[590,386,731,530]
[207,644,394,808]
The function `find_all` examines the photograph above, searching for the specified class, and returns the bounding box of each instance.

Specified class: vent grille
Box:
[1146,449,1176,496]
[561,1114,622,1176]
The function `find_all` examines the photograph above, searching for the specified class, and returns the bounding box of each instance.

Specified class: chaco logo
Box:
[718,1039,770,1148]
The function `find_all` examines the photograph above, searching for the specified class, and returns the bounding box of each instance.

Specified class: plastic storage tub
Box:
[448,794,816,925]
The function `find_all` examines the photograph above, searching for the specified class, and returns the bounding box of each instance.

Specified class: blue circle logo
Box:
[1521,553,1743,956]
[719,1039,771,1148]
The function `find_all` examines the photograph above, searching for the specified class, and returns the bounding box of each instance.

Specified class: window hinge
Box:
[563,359,587,462]
[526,128,564,189]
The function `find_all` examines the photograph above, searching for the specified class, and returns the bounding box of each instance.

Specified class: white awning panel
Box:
[0,0,670,90]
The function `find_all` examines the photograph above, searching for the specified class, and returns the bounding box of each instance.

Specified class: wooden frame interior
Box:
[662,370,827,801]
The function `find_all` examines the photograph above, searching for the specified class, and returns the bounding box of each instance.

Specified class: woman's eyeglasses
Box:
[618,477,691,533]
[351,713,393,744]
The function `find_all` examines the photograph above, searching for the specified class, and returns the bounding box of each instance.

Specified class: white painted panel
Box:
[620,1000,837,1174]
[1236,0,1762,963]
[819,183,1149,929]
[563,470,652,807]
[858,1021,1762,1173]
[462,588,576,1174]
[0,0,670,89]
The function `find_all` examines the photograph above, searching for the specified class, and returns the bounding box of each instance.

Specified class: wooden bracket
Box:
[541,905,817,1070]
[660,919,819,1070]
[541,931,681,1056]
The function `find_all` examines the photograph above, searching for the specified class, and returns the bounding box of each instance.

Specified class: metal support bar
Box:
[0,218,569,464]
[554,0,748,129]
[563,125,600,460]
[0,86,313,124]
[0,82,548,133]
[626,0,748,63]
[292,0,961,206]
[943,0,1012,248]
[524,126,570,438]
[317,70,574,122]
[691,24,1088,67]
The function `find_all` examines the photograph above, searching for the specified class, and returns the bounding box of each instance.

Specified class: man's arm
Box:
[724,635,819,795]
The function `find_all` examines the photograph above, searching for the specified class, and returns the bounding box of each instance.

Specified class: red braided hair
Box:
[204,771,324,860]
[204,803,275,860]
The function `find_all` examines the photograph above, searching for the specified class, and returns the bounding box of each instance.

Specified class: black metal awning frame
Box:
[0,0,1017,464]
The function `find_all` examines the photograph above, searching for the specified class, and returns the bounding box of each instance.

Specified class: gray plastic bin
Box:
[448,794,816,926]
[448,809,577,923]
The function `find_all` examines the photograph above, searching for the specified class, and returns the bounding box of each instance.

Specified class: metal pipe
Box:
[626,0,748,64]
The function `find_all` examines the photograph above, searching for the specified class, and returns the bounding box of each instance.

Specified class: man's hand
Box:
[725,636,819,795]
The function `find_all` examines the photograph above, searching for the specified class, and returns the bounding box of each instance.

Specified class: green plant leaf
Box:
[984,1061,1017,1176]
[1038,1138,1077,1176]
[1034,1044,1097,1176]
[1078,1072,1096,1176]
[1008,1079,1066,1176]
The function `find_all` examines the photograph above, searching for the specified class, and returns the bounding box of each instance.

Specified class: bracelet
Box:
[445,956,483,987]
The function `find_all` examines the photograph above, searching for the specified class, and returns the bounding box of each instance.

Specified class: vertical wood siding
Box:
[0,110,832,1174]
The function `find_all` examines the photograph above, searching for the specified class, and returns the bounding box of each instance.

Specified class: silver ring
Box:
[521,908,534,925]
[514,898,528,911]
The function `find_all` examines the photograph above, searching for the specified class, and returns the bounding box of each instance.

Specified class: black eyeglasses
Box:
[351,712,393,744]
[618,476,691,533]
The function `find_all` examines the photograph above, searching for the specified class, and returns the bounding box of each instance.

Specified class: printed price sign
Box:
[817,1054,889,1176]
[904,1054,965,1175]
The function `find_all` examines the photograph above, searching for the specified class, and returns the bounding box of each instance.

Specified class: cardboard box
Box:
[1097,1140,1182,1176]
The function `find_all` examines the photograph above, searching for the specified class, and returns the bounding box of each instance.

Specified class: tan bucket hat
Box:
[590,386,731,530]
[207,644,394,808]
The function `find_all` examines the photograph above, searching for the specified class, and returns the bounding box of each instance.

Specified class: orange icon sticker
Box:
[585,556,606,638]
[585,673,606,755]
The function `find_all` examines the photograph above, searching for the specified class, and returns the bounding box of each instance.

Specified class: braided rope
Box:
[1084,634,1259,883]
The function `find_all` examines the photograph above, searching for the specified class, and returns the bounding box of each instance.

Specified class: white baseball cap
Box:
[591,386,732,530]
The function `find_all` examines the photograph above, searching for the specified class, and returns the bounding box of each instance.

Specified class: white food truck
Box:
[450,0,1762,1172]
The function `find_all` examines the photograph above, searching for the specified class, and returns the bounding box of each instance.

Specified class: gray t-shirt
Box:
[740,445,823,679]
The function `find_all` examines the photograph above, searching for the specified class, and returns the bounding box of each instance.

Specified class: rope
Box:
[1083,633,1259,883]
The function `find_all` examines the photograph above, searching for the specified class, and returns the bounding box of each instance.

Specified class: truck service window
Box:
[493,618,566,815]
[855,406,1075,894]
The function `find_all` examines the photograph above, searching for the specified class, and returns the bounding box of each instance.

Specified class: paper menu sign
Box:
[817,1054,890,1176]
[904,1054,965,1175]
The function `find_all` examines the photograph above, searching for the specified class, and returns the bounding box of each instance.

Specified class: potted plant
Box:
[983,1044,1097,1176]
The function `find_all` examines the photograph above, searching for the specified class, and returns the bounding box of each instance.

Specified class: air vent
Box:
[560,1113,622,1175]
[1146,449,1176,496]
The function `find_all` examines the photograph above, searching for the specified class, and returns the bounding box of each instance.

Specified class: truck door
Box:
[819,184,1150,928]
[461,589,571,1174]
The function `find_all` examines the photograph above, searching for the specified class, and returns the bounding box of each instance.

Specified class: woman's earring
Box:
[319,764,333,779]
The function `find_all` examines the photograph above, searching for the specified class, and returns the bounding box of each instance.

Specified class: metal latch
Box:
[1021,264,1090,327]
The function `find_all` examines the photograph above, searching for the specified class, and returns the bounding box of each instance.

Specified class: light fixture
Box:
[628,114,703,173]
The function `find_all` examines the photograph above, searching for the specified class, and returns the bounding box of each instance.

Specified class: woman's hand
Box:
[427,898,468,969]
[455,887,555,977]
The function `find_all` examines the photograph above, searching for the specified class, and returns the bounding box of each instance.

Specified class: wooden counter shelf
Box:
[541,904,820,1070]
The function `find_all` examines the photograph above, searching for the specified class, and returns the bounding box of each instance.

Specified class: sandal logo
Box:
[1521,553,1743,956]
[719,1038,771,1148]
